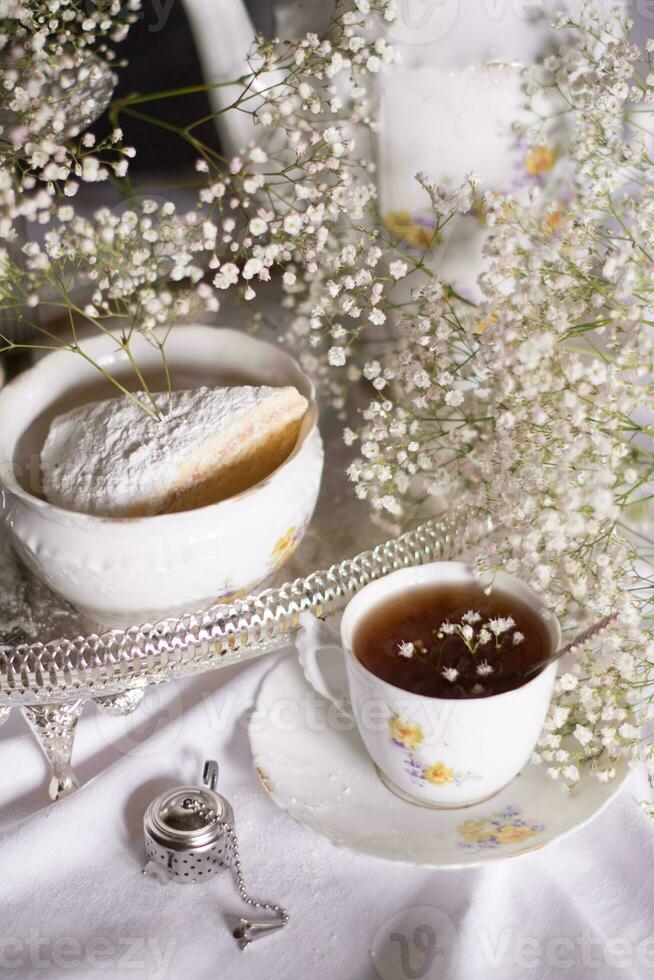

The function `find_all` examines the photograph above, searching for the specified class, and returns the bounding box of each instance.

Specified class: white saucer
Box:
[249,655,630,869]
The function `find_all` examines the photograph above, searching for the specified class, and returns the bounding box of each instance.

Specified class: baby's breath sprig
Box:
[435,613,522,658]
[0,0,399,412]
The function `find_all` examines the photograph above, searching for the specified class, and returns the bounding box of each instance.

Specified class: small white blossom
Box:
[213,263,239,289]
[249,218,268,236]
[489,617,515,636]
[328,346,347,366]
[389,260,408,279]
[283,214,302,236]
[573,724,593,747]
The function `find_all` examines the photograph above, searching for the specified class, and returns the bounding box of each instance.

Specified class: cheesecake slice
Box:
[41,385,308,517]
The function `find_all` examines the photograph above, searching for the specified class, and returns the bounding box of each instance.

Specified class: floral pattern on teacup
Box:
[387,714,480,787]
[388,714,424,750]
[457,806,544,852]
[404,752,481,788]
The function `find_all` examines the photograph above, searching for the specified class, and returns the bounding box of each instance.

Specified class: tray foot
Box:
[95,688,145,716]
[22,700,86,801]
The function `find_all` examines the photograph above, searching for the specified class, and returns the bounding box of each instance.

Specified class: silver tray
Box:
[0,350,457,800]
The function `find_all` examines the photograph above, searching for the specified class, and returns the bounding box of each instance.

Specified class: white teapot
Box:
[183,0,284,157]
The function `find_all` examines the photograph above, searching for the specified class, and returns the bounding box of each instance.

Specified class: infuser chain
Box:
[180,797,289,948]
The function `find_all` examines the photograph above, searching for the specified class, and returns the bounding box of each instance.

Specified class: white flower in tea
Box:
[362,587,547,701]
[488,617,516,637]
[433,611,523,659]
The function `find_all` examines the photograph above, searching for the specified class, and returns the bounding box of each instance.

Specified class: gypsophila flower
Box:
[389,260,408,279]
[249,218,268,236]
[284,214,302,235]
[213,263,240,289]
[574,725,594,747]
[328,346,347,366]
[489,617,515,636]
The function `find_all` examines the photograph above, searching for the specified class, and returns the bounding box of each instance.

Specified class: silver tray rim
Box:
[0,515,457,707]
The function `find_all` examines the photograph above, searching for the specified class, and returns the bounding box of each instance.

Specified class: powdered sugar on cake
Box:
[41,385,307,517]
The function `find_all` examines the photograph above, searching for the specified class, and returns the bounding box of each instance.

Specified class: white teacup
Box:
[298,562,559,809]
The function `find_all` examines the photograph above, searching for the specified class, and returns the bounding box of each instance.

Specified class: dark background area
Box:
[110,0,277,175]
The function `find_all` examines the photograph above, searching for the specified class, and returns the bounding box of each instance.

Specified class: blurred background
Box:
[111,0,654,180]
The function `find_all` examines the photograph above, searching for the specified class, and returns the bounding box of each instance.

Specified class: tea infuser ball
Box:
[142,760,289,948]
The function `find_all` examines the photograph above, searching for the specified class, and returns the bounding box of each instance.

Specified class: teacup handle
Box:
[296,612,354,719]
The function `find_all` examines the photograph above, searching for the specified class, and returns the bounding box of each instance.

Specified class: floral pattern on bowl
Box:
[270,522,306,572]
[388,714,481,788]
[215,584,249,604]
[214,522,310,610]
[457,805,544,852]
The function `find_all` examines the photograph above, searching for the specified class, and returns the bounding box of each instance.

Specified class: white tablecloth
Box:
[1,646,653,980]
[2,0,654,975]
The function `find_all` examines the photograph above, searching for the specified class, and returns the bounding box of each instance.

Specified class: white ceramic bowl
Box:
[0,326,324,627]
